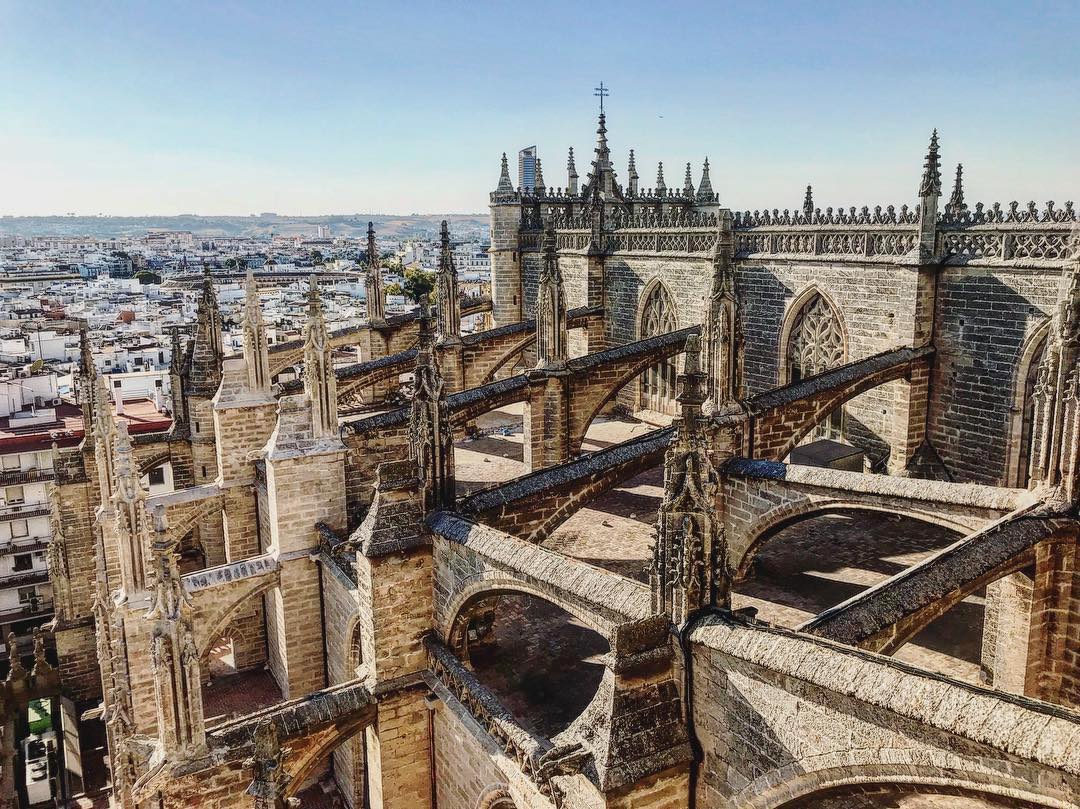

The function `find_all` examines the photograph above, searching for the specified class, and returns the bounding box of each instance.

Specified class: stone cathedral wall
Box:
[929,264,1064,485]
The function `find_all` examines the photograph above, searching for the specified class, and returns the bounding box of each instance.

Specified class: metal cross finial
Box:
[594,82,609,114]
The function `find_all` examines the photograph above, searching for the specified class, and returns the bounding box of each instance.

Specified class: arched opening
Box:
[1013,330,1049,488]
[454,400,527,497]
[199,594,278,725]
[177,530,207,574]
[783,291,846,443]
[639,282,679,416]
[452,592,609,739]
[732,509,986,682]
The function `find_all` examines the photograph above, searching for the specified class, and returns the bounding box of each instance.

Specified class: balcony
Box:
[0,536,50,556]
[0,468,55,487]
[0,569,50,588]
[0,501,51,521]
[0,599,53,626]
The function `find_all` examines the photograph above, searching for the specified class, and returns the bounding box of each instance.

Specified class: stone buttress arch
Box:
[738,761,1074,809]
[732,501,970,580]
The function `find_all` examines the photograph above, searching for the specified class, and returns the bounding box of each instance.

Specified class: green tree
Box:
[402,267,435,303]
[134,270,162,285]
[385,282,403,297]
[311,249,324,265]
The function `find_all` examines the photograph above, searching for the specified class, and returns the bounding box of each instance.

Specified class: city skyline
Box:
[2,0,1079,217]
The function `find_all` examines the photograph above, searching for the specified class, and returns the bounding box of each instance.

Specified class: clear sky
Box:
[2,0,1078,217]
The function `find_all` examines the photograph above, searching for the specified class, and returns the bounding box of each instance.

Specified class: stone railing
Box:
[425,637,587,798]
[936,213,1076,265]
[733,200,1077,266]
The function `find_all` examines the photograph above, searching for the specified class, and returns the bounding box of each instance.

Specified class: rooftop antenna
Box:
[594,82,609,114]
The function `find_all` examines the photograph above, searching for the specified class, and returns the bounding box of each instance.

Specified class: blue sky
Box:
[2,0,1077,216]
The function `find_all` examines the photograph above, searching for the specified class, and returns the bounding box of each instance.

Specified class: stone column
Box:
[263,393,346,699]
[353,459,433,809]
[1026,538,1080,708]
[522,372,569,471]
[981,571,1035,693]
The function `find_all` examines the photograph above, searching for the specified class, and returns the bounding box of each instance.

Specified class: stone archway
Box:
[638,280,679,415]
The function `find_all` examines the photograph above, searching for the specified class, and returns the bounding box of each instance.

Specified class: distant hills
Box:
[0,213,490,239]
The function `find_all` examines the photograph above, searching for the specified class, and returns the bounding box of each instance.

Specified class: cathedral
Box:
[5,110,1080,808]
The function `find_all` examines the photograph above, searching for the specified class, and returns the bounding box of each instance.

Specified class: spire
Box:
[302,276,338,439]
[77,327,95,423]
[409,297,455,510]
[919,129,942,199]
[112,421,150,597]
[581,108,625,203]
[627,149,639,196]
[534,157,546,196]
[495,152,514,195]
[535,224,567,370]
[947,163,966,215]
[802,184,814,219]
[242,270,271,392]
[683,163,695,197]
[567,147,579,195]
[434,220,461,344]
[365,221,386,324]
[189,263,223,396]
[167,327,188,431]
[704,210,738,410]
[651,335,726,624]
[656,162,667,196]
[696,158,714,203]
[92,371,118,503]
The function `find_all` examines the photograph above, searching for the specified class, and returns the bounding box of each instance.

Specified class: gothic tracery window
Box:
[786,292,846,440]
[641,283,678,415]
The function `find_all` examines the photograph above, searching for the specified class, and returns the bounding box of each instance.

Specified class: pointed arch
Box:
[636,278,680,415]
[1006,318,1052,488]
[778,285,848,443]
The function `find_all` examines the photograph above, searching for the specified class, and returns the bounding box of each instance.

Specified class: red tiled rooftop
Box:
[0,398,172,453]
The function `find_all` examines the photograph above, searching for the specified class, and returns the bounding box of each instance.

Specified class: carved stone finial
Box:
[919,129,942,199]
[803,185,814,218]
[495,152,515,195]
[534,157,546,196]
[536,224,567,370]
[303,275,338,439]
[5,632,26,682]
[434,220,461,344]
[683,162,695,197]
[242,269,271,392]
[696,158,715,204]
[567,146,579,195]
[655,162,667,196]
[948,163,966,215]
[365,221,386,324]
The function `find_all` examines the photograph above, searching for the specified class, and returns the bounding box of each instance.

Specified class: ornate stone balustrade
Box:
[733,200,1076,266]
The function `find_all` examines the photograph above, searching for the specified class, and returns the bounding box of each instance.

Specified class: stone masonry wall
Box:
[432,690,553,809]
[689,619,1080,809]
[928,265,1063,485]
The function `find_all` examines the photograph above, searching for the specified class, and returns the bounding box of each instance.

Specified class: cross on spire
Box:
[594,82,609,114]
